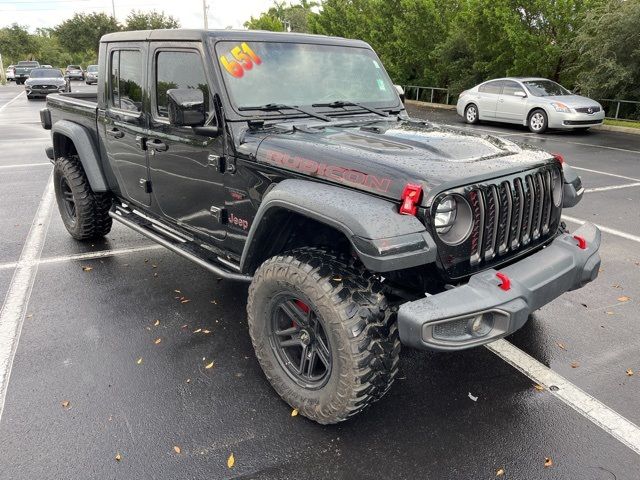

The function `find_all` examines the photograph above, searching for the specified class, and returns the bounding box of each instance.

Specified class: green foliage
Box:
[0,24,38,63]
[124,10,180,30]
[55,13,120,55]
[244,1,318,32]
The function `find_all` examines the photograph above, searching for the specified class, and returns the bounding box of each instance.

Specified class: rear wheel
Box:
[247,248,400,424]
[528,109,548,133]
[53,155,113,240]
[464,104,479,124]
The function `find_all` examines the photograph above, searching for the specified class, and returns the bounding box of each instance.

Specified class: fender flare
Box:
[52,120,109,192]
[240,179,437,273]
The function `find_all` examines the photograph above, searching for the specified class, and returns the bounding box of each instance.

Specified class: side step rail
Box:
[109,208,252,283]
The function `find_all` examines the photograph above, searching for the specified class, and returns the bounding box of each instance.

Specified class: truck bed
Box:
[46,92,99,152]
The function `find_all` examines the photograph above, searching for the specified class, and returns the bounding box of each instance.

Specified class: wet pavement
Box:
[0,82,638,479]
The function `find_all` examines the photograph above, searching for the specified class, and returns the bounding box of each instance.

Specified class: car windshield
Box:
[87,65,98,72]
[30,69,62,78]
[523,80,571,97]
[213,40,399,114]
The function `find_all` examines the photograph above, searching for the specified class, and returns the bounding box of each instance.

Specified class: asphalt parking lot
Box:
[0,81,639,479]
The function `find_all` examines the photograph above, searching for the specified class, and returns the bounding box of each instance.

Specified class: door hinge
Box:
[207,154,226,173]
[139,178,152,193]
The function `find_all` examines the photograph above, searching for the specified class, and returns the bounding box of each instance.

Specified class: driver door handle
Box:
[147,139,168,152]
[106,128,124,138]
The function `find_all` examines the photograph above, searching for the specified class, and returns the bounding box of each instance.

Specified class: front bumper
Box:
[548,110,605,129]
[398,222,601,351]
[26,86,65,97]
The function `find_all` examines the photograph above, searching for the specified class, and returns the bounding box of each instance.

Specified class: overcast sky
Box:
[0,0,277,31]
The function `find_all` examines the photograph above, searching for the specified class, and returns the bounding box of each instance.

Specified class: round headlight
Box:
[551,167,563,206]
[433,194,473,245]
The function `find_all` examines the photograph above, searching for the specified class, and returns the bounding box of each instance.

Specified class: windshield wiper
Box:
[238,103,330,122]
[312,100,389,117]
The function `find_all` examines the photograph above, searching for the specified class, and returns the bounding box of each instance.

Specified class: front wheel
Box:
[247,248,400,424]
[464,104,479,124]
[528,109,548,133]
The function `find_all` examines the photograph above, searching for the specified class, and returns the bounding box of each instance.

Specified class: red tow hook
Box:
[496,272,511,291]
[573,235,587,250]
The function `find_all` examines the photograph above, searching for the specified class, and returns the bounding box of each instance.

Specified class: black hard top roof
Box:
[101,28,369,48]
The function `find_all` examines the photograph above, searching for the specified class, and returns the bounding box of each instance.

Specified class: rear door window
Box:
[479,81,503,94]
[155,50,210,118]
[109,50,143,113]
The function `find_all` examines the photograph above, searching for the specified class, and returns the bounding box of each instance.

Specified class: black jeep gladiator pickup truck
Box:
[41,29,601,424]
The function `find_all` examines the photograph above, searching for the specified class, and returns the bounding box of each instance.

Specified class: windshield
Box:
[523,80,571,97]
[87,65,98,72]
[213,40,398,113]
[30,69,62,78]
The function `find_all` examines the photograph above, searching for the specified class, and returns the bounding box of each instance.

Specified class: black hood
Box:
[237,118,553,203]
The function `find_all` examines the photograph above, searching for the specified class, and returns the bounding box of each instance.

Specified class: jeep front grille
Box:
[432,165,562,279]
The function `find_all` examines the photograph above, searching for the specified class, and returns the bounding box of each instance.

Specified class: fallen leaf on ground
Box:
[81,266,93,272]
[194,328,202,333]
[181,299,191,304]
[136,357,143,365]
[152,264,157,268]
[544,457,553,468]
[534,384,545,391]
[468,392,478,402]
[210,300,217,304]
[115,453,122,462]
[496,467,505,477]
[205,361,215,369]
[154,320,160,327]
[186,378,191,383]
[181,324,188,330]
[61,400,70,408]
[626,368,634,376]
[570,362,580,368]
[202,330,211,334]
[291,409,298,417]
[606,311,615,315]
[555,342,566,350]
[618,296,630,302]
[174,289,181,293]
[173,446,181,454]
[227,453,235,468]
[154,338,162,345]
[332,276,342,282]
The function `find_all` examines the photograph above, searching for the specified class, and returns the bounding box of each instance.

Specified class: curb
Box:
[405,99,456,111]
[593,124,640,136]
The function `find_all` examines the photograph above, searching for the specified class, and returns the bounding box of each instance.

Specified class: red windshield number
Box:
[220,43,262,78]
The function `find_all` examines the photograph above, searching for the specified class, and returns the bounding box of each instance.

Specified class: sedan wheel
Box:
[528,110,548,133]
[465,104,479,124]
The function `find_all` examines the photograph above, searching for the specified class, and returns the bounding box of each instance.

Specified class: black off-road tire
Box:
[247,248,400,424]
[53,155,112,240]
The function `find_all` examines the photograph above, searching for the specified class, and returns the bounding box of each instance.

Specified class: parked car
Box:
[25,68,70,99]
[65,65,84,80]
[41,29,600,424]
[85,64,98,85]
[41,64,53,69]
[457,77,605,133]
[14,61,40,84]
[6,65,15,81]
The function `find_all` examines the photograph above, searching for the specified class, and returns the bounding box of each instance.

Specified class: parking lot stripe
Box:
[0,91,25,115]
[0,244,164,272]
[585,182,640,193]
[487,339,640,456]
[0,163,52,170]
[0,175,54,421]
[571,166,640,183]
[562,215,640,244]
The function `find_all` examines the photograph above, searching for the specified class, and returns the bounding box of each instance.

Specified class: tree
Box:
[55,13,120,55]
[124,10,180,30]
[572,0,640,102]
[0,24,37,63]
[244,1,318,32]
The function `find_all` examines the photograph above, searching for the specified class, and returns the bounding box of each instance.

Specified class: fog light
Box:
[467,313,494,337]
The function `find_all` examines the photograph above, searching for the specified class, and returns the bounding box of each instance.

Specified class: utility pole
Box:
[111,0,116,19]
[203,0,209,30]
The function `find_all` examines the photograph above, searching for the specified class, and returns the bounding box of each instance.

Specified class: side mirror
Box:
[514,90,527,98]
[167,88,206,127]
[394,84,405,104]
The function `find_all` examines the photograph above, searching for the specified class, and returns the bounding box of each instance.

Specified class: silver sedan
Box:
[456,77,605,133]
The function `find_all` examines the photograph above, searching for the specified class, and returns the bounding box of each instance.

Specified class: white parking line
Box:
[585,182,640,193]
[0,163,51,170]
[0,175,54,421]
[0,91,25,115]
[563,215,640,243]
[487,339,640,455]
[0,244,164,272]
[571,166,640,183]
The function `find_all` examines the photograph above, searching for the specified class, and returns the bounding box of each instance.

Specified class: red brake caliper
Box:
[293,299,310,327]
